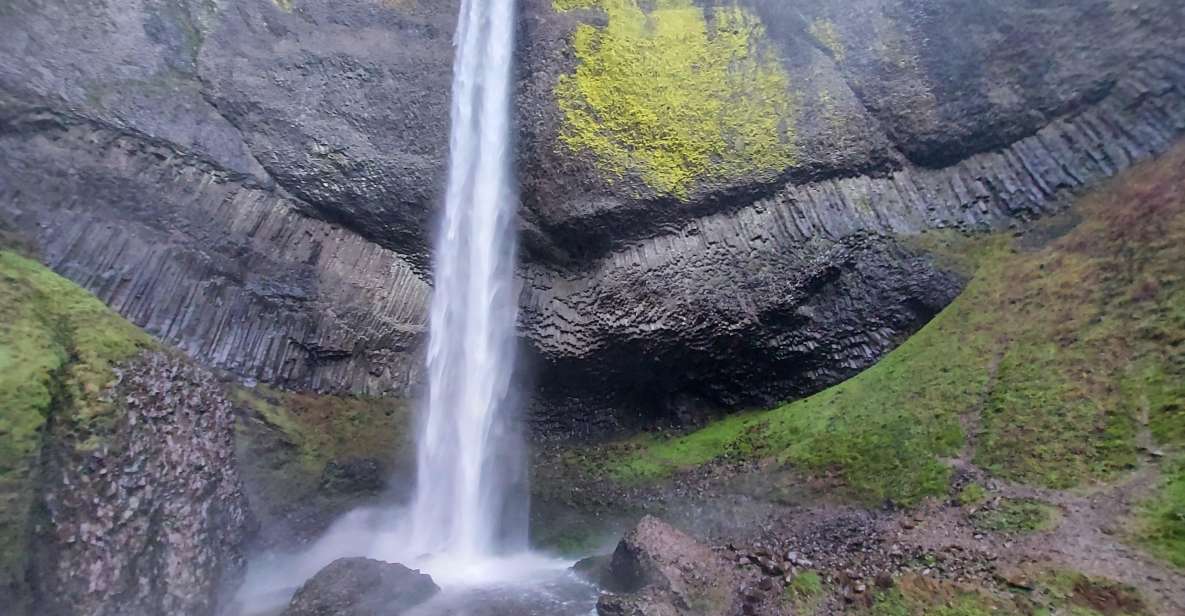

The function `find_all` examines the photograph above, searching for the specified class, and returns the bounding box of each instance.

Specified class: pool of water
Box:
[228,505,599,616]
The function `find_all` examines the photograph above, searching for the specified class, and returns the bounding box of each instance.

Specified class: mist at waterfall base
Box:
[233,504,596,615]
[231,0,597,613]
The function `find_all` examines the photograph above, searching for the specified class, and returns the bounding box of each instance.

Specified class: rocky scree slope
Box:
[1,0,1185,435]
[0,249,251,615]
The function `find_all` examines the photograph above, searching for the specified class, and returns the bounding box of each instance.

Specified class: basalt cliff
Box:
[3,1,1185,613]
[4,0,1184,434]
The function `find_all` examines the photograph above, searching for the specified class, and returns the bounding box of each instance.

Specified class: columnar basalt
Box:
[1,0,1184,438]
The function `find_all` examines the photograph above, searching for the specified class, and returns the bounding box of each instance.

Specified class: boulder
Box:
[31,351,253,616]
[571,553,614,588]
[595,516,738,615]
[283,558,439,616]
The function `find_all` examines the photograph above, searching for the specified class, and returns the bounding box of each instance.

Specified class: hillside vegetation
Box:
[569,143,1185,564]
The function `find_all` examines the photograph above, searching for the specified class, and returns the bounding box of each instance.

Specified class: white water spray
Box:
[406,0,524,561]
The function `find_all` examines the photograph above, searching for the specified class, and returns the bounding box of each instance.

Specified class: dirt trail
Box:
[882,350,1185,614]
[907,402,1184,616]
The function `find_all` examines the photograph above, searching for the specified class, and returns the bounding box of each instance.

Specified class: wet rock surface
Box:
[1,0,1185,438]
[32,351,252,616]
[198,0,459,265]
[0,106,432,396]
[283,558,439,616]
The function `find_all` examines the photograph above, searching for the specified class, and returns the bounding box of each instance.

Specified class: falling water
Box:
[406,0,524,561]
[232,3,585,610]
[230,2,594,611]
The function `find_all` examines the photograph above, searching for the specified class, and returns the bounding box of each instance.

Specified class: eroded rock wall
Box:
[2,0,1185,436]
[514,0,1185,433]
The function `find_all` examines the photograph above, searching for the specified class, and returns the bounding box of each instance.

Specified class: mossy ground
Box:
[0,250,152,600]
[553,0,796,198]
[863,570,1149,616]
[864,576,1002,616]
[233,384,412,531]
[957,483,988,507]
[1133,456,1185,568]
[784,569,825,612]
[971,498,1058,534]
[1034,570,1150,616]
[566,142,1185,509]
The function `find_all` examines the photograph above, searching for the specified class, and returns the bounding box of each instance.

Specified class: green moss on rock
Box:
[0,251,152,602]
[233,385,412,541]
[554,0,797,199]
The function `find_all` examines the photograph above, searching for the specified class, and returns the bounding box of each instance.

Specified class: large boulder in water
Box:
[283,558,440,616]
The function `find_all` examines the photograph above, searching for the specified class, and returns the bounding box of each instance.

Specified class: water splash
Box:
[406,0,525,560]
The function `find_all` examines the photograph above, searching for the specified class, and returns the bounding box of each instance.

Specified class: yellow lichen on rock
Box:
[554,0,797,199]
[809,18,845,62]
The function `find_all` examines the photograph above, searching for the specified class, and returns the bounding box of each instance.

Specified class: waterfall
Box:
[406,0,524,561]
[233,5,550,608]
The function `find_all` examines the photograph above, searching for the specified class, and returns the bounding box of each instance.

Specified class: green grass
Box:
[869,593,996,616]
[957,483,988,506]
[863,570,1149,616]
[1036,570,1149,616]
[1133,456,1185,568]
[972,498,1058,534]
[0,251,152,600]
[784,569,825,612]
[865,576,1002,616]
[575,141,1185,506]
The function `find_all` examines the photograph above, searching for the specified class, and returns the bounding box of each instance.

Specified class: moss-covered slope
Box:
[0,250,153,603]
[574,141,1185,514]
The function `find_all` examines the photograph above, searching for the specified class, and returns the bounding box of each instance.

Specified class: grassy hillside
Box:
[572,141,1185,535]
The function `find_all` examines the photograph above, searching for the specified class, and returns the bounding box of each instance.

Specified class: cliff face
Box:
[2,0,1185,434]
